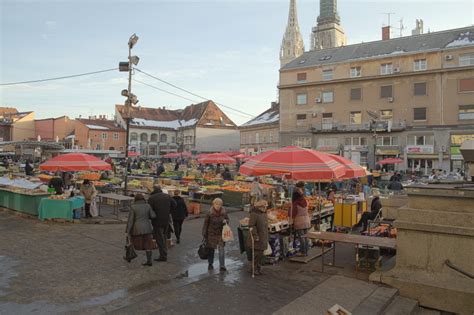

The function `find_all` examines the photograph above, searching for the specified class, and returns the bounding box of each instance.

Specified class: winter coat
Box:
[148,189,177,228]
[171,196,188,221]
[370,197,382,215]
[80,183,97,204]
[202,207,229,249]
[291,196,311,230]
[246,208,269,250]
[126,200,156,235]
[49,177,64,195]
[25,163,34,176]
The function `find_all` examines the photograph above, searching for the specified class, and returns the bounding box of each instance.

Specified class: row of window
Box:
[241,132,275,145]
[296,54,474,83]
[130,133,175,143]
[97,133,120,140]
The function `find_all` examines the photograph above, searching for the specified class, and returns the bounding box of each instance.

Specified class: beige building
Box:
[279,26,474,172]
[0,108,35,142]
[240,103,280,155]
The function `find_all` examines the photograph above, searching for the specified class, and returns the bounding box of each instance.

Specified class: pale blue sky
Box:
[1,0,473,125]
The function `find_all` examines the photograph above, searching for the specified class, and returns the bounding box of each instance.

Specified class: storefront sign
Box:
[450,146,463,160]
[317,146,339,151]
[344,145,368,151]
[406,146,434,154]
[376,149,400,155]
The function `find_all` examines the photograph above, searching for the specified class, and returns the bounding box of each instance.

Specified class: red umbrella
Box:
[234,153,250,159]
[163,152,179,158]
[39,153,112,172]
[239,146,345,181]
[198,153,236,164]
[127,151,140,157]
[377,157,403,165]
[328,154,367,179]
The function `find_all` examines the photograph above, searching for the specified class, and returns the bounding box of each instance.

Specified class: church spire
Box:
[280,0,304,67]
[311,0,347,51]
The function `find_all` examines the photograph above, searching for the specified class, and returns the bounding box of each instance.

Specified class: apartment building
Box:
[240,103,280,155]
[75,118,126,152]
[279,26,474,172]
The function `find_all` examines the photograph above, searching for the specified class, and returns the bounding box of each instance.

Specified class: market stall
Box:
[38,196,85,221]
[0,178,50,215]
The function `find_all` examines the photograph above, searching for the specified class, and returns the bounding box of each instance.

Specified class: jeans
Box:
[208,244,225,267]
[173,220,184,241]
[153,226,167,259]
[356,212,377,231]
[84,203,91,218]
[295,229,309,255]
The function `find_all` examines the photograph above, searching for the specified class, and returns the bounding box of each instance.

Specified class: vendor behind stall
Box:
[24,160,34,176]
[48,174,64,195]
[222,168,233,181]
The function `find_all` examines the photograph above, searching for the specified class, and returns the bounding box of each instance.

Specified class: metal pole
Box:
[124,44,132,196]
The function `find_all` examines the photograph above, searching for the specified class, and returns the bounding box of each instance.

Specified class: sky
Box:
[1,0,473,125]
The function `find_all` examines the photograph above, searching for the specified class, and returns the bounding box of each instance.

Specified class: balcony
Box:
[312,121,406,133]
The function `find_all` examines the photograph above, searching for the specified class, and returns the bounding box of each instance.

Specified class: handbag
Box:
[123,236,138,262]
[198,238,210,260]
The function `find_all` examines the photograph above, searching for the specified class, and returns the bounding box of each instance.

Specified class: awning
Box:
[407,154,448,159]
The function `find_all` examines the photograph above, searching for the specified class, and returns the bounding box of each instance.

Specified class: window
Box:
[380,110,393,121]
[413,59,427,71]
[248,134,252,144]
[292,137,311,148]
[322,113,333,130]
[262,135,267,143]
[460,54,474,66]
[130,132,138,141]
[296,114,307,120]
[407,135,434,146]
[171,137,175,143]
[113,133,119,140]
[101,133,107,139]
[322,70,333,81]
[109,146,115,151]
[380,85,393,98]
[380,63,393,75]
[150,134,158,142]
[256,133,260,144]
[350,88,362,100]
[297,73,307,83]
[322,91,334,103]
[414,107,427,121]
[96,144,102,150]
[377,136,399,146]
[296,93,307,105]
[318,138,338,147]
[160,134,167,143]
[350,111,362,125]
[350,67,361,78]
[269,132,273,143]
[459,105,474,120]
[345,137,367,146]
[459,78,474,92]
[119,147,124,151]
[140,133,148,142]
[149,146,157,156]
[414,82,427,96]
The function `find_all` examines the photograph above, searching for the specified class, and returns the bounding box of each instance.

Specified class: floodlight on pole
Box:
[128,33,139,49]
[129,55,140,65]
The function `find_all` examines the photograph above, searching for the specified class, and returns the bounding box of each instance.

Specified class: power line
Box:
[0,68,118,86]
[134,68,255,118]
[133,79,200,104]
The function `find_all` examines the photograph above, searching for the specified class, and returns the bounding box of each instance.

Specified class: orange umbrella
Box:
[328,154,367,179]
[40,153,112,172]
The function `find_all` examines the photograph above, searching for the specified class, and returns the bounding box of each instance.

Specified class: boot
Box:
[142,251,152,266]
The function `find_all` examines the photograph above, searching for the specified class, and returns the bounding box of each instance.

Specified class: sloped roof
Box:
[282,26,474,71]
[77,119,125,132]
[241,104,279,128]
[0,107,19,117]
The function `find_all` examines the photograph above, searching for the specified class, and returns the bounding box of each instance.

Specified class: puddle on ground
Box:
[0,256,19,296]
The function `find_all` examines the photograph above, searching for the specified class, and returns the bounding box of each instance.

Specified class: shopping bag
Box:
[222,223,234,242]
[90,199,98,217]
[198,238,210,260]
[264,243,272,256]
[123,236,137,263]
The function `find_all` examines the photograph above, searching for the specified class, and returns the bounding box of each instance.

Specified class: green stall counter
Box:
[0,188,50,215]
[38,196,85,221]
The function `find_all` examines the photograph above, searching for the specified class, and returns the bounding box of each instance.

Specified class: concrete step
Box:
[383,296,419,315]
[352,287,398,315]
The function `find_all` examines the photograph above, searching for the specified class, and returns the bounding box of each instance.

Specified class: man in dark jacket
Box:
[171,190,188,244]
[148,185,177,261]
[353,189,382,232]
[24,160,34,176]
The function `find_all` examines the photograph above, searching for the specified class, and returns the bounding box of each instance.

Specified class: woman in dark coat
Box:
[171,190,188,244]
[202,198,229,272]
[246,200,269,275]
[126,194,156,266]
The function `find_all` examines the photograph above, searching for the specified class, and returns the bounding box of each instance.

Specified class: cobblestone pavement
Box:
[0,210,369,314]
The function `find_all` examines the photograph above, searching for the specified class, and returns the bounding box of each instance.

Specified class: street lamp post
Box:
[120,33,139,195]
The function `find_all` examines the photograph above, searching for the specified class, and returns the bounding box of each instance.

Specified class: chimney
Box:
[271,102,278,110]
[382,26,390,40]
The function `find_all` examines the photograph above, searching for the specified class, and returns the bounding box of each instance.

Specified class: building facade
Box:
[35,116,75,143]
[115,100,240,157]
[75,118,126,152]
[240,103,280,155]
[280,0,305,67]
[279,26,474,173]
[310,0,346,51]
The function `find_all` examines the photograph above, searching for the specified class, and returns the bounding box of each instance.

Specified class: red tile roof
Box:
[77,119,125,131]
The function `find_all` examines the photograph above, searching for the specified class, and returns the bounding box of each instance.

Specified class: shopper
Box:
[202,198,229,272]
[290,182,311,256]
[148,185,176,262]
[250,178,263,205]
[80,179,97,218]
[156,163,165,177]
[126,194,156,266]
[247,200,269,275]
[353,189,383,231]
[221,167,233,180]
[171,190,188,244]
[24,160,34,176]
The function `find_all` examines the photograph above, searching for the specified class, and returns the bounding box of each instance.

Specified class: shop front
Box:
[376,147,401,171]
[450,134,474,171]
[406,145,436,175]
[344,145,368,168]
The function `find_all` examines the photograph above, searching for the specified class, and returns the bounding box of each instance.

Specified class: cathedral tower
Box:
[280,0,305,67]
[310,0,347,51]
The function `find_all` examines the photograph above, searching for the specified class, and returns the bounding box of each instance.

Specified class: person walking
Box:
[247,200,269,276]
[290,182,311,256]
[202,198,229,272]
[148,185,176,262]
[80,179,97,218]
[126,194,156,266]
[171,190,188,244]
